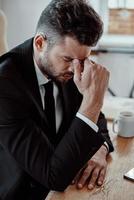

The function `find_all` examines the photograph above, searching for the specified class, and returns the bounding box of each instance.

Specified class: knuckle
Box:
[96,163,101,168]
[88,160,95,166]
[90,178,96,184]
[83,170,89,177]
[102,167,106,174]
[99,173,104,179]
[107,70,110,77]
[92,172,98,178]
[100,164,105,169]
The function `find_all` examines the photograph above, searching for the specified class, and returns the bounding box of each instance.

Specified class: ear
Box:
[34,34,47,52]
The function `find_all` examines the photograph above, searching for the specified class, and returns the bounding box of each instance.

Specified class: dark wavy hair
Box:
[36,0,103,47]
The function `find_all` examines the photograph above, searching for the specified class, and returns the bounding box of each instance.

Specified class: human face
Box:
[37,36,92,82]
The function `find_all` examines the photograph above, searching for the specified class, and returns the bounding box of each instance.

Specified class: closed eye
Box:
[63,56,73,62]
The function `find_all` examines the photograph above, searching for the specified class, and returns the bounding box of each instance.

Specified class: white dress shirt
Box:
[33,58,109,151]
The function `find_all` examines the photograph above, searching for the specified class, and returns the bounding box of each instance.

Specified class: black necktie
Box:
[44,81,56,136]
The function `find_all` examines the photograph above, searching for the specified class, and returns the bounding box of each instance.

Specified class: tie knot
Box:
[44,81,53,94]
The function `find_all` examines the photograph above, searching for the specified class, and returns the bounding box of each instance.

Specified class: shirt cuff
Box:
[76,112,99,133]
[103,141,109,153]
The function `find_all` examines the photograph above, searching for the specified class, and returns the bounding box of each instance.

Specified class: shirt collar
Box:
[33,57,49,86]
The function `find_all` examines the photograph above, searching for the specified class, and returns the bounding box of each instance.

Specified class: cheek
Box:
[52,57,70,72]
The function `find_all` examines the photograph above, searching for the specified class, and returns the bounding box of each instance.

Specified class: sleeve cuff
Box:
[76,112,99,133]
[103,141,109,154]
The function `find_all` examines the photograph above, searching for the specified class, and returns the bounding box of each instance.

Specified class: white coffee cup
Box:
[113,111,134,137]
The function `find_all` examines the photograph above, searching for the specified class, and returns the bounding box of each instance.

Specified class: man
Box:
[0,0,114,199]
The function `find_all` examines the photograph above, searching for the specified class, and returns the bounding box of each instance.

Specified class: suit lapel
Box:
[8,39,52,131]
[10,38,43,109]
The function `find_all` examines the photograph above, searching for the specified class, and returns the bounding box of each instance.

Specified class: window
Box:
[108,0,134,35]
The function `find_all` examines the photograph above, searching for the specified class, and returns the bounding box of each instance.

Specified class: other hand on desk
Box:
[72,145,108,190]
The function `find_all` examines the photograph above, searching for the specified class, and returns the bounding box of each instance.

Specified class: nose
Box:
[69,59,85,73]
[68,63,74,73]
[79,60,84,68]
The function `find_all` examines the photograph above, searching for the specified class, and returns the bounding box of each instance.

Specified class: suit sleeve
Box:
[0,78,105,191]
[97,112,114,152]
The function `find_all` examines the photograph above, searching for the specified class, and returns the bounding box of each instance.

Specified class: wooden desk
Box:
[45,123,134,200]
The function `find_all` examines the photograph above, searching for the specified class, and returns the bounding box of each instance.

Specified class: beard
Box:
[38,51,57,80]
[38,52,73,83]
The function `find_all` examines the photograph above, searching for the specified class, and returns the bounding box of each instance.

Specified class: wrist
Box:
[101,144,109,156]
[82,93,103,108]
[79,99,102,123]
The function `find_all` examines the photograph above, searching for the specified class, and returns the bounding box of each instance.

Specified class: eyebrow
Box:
[63,56,88,62]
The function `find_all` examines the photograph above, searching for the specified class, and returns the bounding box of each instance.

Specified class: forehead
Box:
[50,36,91,59]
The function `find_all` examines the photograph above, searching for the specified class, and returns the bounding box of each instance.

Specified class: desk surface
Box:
[45,123,134,200]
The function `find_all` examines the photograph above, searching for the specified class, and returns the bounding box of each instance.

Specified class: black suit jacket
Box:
[0,39,114,200]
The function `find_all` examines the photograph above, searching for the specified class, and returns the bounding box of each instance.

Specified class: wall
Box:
[109,9,134,35]
[98,52,134,97]
[0,0,2,8]
[1,0,51,49]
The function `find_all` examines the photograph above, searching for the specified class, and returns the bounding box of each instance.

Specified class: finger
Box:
[90,59,95,64]
[105,70,110,89]
[73,59,81,83]
[97,167,106,186]
[88,168,100,190]
[89,59,96,66]
[99,67,110,91]
[71,174,79,185]
[77,165,94,189]
[71,167,83,185]
[82,58,97,78]
[71,180,75,184]
[71,175,78,185]
[87,58,98,68]
[79,59,91,82]
[84,58,92,70]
